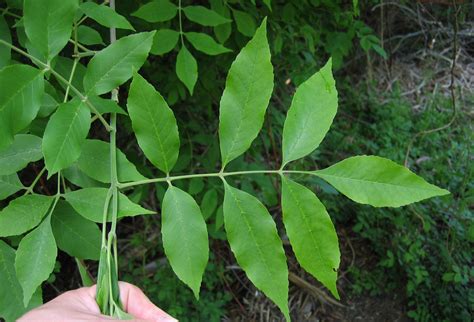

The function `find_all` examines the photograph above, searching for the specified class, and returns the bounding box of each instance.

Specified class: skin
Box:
[18,282,177,322]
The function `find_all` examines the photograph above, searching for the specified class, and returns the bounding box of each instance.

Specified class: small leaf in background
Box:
[0,174,24,201]
[80,1,134,30]
[281,177,340,298]
[0,134,42,176]
[176,45,198,95]
[210,0,232,44]
[0,15,12,68]
[0,195,53,237]
[62,164,108,189]
[182,6,231,27]
[263,0,272,11]
[314,155,450,207]
[64,188,154,222]
[184,32,231,56]
[128,73,180,173]
[23,0,78,61]
[219,19,273,167]
[42,98,91,175]
[77,139,146,183]
[88,96,127,115]
[132,0,178,23]
[223,182,289,320]
[83,31,155,96]
[201,188,218,220]
[151,29,179,55]
[232,10,256,37]
[0,240,42,321]
[77,25,104,46]
[282,58,337,166]
[38,93,59,118]
[15,215,57,306]
[51,201,101,260]
[162,186,209,299]
[188,178,204,195]
[0,65,44,150]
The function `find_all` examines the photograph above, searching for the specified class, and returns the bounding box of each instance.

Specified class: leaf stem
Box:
[178,0,185,46]
[23,166,47,195]
[118,169,314,189]
[0,39,112,131]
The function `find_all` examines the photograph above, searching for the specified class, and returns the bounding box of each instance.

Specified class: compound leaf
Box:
[0,195,53,237]
[185,32,231,55]
[80,1,134,30]
[64,188,154,222]
[162,186,209,299]
[83,31,154,96]
[281,177,340,298]
[182,6,231,27]
[128,73,180,173]
[0,174,24,201]
[314,155,450,207]
[176,45,198,95]
[219,19,273,167]
[77,139,146,183]
[282,58,337,166]
[150,29,179,55]
[42,98,91,175]
[51,201,101,260]
[15,215,57,306]
[223,182,289,320]
[132,0,178,23]
[23,0,78,61]
[0,65,44,150]
[0,240,42,322]
[0,134,42,176]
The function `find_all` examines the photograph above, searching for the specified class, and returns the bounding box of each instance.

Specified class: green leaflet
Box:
[77,139,146,183]
[0,15,11,68]
[314,155,450,207]
[281,177,340,298]
[77,25,104,46]
[62,164,108,189]
[219,19,273,167]
[127,73,180,173]
[38,93,59,118]
[282,59,337,166]
[201,188,218,220]
[0,134,42,176]
[42,98,91,175]
[64,187,154,222]
[15,215,57,306]
[176,45,198,95]
[0,174,24,200]
[182,6,231,27]
[83,32,155,96]
[0,241,42,322]
[88,96,127,115]
[162,186,209,298]
[150,29,179,55]
[132,0,178,23]
[232,10,257,37]
[75,258,94,287]
[0,65,44,150]
[51,201,101,260]
[223,182,289,320]
[184,32,231,56]
[0,195,53,237]
[210,1,232,44]
[80,1,134,30]
[23,0,78,61]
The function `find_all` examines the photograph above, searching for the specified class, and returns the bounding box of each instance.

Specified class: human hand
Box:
[18,282,177,322]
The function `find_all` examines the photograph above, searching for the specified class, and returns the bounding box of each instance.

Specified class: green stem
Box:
[63,58,78,102]
[178,0,185,46]
[118,169,314,189]
[0,39,112,131]
[23,167,47,195]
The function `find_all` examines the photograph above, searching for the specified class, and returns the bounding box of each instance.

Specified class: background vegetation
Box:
[1,0,472,321]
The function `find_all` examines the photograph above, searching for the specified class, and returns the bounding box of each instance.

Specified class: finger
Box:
[118,282,177,322]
